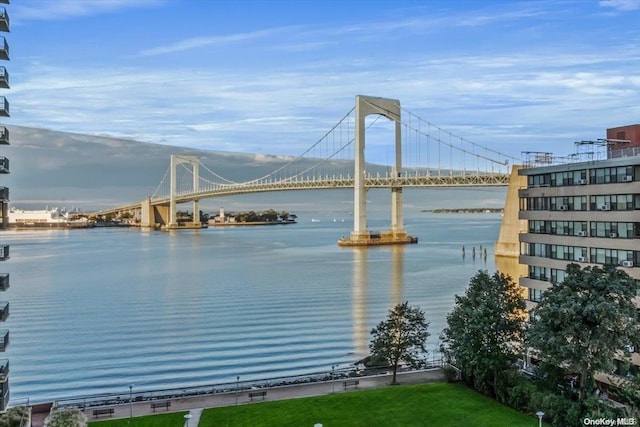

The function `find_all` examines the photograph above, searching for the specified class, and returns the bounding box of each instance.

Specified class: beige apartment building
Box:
[516,126,640,379]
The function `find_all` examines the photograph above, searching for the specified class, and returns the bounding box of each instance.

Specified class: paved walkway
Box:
[31,368,445,426]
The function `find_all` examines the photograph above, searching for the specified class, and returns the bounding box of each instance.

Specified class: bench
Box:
[92,408,114,418]
[343,379,359,389]
[150,400,171,412]
[248,390,267,401]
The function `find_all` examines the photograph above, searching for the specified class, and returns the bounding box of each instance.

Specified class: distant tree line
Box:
[229,209,293,223]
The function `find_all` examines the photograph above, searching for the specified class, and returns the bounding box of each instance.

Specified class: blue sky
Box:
[6,0,640,163]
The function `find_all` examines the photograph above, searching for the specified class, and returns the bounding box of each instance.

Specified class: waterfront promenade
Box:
[30,368,445,426]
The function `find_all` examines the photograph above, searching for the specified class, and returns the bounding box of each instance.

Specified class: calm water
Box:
[2,200,501,404]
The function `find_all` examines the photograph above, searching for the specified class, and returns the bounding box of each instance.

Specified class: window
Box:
[528,174,550,188]
[589,247,633,265]
[550,269,567,284]
[528,288,544,302]
[529,265,548,280]
[590,194,635,211]
[549,170,586,187]
[590,222,635,238]
[589,166,633,184]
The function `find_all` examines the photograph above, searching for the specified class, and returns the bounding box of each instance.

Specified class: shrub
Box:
[44,408,87,427]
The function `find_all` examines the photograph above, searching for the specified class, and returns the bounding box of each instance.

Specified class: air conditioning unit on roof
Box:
[577,256,586,262]
[622,175,633,182]
[576,179,587,185]
[621,260,634,268]
[576,231,586,237]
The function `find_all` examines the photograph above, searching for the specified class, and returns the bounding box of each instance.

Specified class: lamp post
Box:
[536,411,544,427]
[331,365,336,393]
[129,384,134,419]
[184,413,192,427]
[235,375,240,406]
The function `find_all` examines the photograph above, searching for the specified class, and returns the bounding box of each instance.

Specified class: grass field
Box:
[88,382,549,427]
[198,382,547,427]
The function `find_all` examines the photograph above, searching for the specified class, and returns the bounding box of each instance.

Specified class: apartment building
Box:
[516,128,640,380]
[518,154,640,305]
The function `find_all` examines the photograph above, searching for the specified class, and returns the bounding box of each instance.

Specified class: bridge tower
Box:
[339,95,417,246]
[168,154,200,229]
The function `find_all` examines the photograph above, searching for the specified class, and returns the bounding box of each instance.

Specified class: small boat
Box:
[311,219,320,222]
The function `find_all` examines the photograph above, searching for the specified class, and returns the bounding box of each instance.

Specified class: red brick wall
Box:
[606,124,640,150]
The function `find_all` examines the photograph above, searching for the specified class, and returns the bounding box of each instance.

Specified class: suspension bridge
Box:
[97,95,518,245]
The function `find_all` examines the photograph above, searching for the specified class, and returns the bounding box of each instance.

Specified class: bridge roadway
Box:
[96,173,509,217]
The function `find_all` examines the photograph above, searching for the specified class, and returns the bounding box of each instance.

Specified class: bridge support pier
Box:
[339,95,417,247]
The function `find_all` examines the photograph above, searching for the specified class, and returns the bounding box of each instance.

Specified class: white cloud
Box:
[13,0,164,22]
[139,27,297,56]
[599,0,640,11]
[13,44,639,161]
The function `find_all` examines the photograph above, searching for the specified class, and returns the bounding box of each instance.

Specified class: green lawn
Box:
[198,382,548,427]
[86,382,550,427]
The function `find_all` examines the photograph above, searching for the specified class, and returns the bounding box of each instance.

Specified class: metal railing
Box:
[54,359,443,409]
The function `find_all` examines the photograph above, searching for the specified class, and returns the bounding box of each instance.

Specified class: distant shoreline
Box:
[422,208,503,214]
[208,220,296,227]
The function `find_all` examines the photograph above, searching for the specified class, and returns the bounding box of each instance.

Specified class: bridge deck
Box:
[95,173,509,217]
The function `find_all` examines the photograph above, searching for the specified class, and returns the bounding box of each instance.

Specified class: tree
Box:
[0,406,30,427]
[528,263,640,402]
[44,408,87,427]
[441,270,527,397]
[369,301,430,384]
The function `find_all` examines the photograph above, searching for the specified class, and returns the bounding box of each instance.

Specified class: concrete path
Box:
[186,407,203,426]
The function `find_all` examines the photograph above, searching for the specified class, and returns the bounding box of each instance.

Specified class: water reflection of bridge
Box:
[352,246,405,359]
[97,95,515,245]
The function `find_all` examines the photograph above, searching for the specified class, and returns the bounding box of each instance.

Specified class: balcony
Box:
[0,245,8,261]
[0,302,8,322]
[0,97,9,117]
[0,37,8,60]
[0,126,8,145]
[0,66,8,89]
[0,359,8,381]
[0,8,9,33]
[0,157,9,174]
[0,274,8,291]
[0,330,8,352]
[0,359,8,411]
